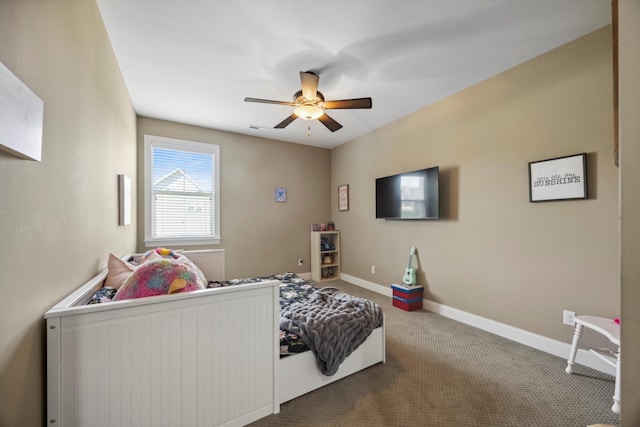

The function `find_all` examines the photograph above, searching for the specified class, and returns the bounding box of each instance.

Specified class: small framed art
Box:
[275,187,287,203]
[338,184,349,211]
[528,153,587,202]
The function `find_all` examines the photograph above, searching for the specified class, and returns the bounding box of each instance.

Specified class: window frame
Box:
[143,134,220,247]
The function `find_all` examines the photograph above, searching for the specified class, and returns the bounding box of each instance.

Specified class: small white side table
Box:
[565,315,620,414]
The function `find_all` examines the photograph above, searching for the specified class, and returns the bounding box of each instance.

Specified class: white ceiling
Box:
[96,1,611,149]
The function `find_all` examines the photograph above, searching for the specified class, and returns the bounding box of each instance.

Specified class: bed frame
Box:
[45,249,385,426]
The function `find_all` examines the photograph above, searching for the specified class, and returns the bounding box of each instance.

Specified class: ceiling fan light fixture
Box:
[244,73,370,132]
[294,104,324,120]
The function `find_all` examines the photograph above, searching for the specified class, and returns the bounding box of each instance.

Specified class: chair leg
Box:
[612,345,621,414]
[566,323,583,374]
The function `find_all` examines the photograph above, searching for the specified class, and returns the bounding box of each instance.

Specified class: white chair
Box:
[565,315,620,414]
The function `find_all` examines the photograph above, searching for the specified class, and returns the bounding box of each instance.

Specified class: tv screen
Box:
[376,166,439,219]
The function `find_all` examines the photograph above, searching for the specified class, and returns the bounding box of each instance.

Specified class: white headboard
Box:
[182,249,225,281]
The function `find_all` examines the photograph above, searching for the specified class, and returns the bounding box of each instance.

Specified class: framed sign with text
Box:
[528,153,587,202]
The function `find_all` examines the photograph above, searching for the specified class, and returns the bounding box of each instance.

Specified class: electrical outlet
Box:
[563,310,576,326]
[298,259,304,266]
[371,265,376,274]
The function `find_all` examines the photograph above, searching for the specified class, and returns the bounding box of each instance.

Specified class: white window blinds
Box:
[144,135,220,246]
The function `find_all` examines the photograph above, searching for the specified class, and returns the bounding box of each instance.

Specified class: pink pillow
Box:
[104,254,136,290]
[113,257,204,301]
[142,248,207,288]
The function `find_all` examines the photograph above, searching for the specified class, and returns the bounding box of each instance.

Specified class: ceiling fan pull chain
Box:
[308,124,311,137]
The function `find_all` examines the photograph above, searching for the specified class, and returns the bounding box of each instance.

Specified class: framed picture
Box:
[275,187,287,203]
[528,153,587,202]
[0,60,44,161]
[338,184,349,211]
[118,174,132,225]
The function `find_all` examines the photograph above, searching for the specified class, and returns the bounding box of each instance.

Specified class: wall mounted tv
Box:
[375,166,439,219]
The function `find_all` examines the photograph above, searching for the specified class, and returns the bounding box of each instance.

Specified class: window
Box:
[400,175,426,218]
[144,135,220,246]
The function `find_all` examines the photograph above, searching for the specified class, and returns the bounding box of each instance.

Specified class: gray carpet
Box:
[249,280,619,427]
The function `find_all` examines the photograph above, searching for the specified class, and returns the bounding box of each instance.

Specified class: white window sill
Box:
[144,237,220,247]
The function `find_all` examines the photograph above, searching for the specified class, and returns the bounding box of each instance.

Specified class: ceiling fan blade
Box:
[300,71,319,101]
[244,97,296,106]
[274,113,298,129]
[323,97,372,109]
[318,113,343,132]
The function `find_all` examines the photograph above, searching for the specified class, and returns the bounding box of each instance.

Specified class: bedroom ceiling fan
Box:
[244,71,372,132]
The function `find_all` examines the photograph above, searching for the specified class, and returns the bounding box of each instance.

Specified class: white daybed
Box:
[45,249,385,426]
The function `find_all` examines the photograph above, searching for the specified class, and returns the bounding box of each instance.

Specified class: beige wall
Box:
[136,117,332,279]
[619,0,640,424]
[332,27,619,344]
[0,0,137,425]
[0,2,634,425]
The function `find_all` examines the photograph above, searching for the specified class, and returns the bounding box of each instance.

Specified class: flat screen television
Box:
[376,166,439,219]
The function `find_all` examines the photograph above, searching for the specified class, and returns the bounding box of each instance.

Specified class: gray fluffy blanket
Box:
[280,287,383,376]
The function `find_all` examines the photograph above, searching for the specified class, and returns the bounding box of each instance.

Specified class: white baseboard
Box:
[298,272,311,280]
[341,273,615,376]
[341,273,393,297]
